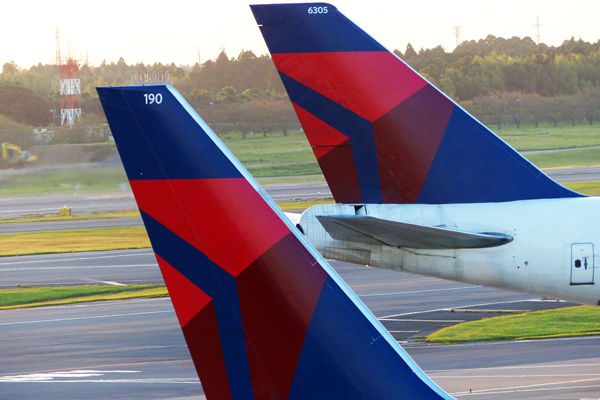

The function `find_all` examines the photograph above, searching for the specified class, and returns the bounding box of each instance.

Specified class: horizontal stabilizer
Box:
[317,215,513,249]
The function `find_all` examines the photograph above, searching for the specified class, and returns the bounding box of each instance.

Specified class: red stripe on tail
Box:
[292,104,362,202]
[131,179,289,277]
[273,52,426,121]
[157,256,232,400]
[237,233,328,398]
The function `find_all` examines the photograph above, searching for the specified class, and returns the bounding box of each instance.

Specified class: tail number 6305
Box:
[144,93,163,105]
[308,6,328,14]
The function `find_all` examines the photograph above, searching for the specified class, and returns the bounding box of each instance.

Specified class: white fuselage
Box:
[299,197,600,305]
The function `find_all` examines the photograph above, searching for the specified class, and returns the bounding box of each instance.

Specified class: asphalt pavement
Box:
[1,250,597,399]
[0,180,328,219]
[545,165,600,183]
[2,165,600,398]
[0,165,599,230]
[0,249,158,288]
[0,216,143,234]
[0,193,137,218]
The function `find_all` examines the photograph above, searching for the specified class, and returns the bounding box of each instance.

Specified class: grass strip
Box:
[562,180,600,195]
[0,227,151,256]
[3,125,600,197]
[0,166,130,196]
[0,284,166,309]
[426,305,600,343]
[0,210,140,224]
[246,162,321,178]
[525,147,600,168]
[257,175,325,185]
[500,123,600,151]
[278,199,335,210]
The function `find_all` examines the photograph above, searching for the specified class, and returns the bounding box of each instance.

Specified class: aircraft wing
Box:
[317,215,513,249]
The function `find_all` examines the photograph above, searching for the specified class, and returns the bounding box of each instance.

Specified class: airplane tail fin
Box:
[97,85,452,399]
[251,3,582,204]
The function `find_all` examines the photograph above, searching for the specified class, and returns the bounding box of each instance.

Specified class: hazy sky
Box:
[3,0,599,68]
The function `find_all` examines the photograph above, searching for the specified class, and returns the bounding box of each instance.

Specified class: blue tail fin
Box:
[251,3,582,204]
[97,85,453,399]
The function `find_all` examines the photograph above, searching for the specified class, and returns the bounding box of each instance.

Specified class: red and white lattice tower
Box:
[56,27,82,126]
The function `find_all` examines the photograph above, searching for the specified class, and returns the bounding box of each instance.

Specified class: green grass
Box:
[499,123,600,151]
[0,227,150,256]
[562,180,600,195]
[426,305,600,343]
[3,124,600,197]
[257,175,324,185]
[222,130,313,163]
[278,199,335,210]
[0,210,140,224]
[525,147,600,168]
[223,130,320,177]
[0,165,130,196]
[0,284,167,309]
[1,284,162,307]
[0,131,319,196]
[247,163,321,177]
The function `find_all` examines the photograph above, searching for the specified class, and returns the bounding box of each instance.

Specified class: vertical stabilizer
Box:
[98,85,452,399]
[251,3,582,204]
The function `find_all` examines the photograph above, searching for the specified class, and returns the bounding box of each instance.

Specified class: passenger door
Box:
[571,243,594,285]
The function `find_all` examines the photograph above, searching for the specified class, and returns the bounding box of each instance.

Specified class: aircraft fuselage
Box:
[299,197,600,305]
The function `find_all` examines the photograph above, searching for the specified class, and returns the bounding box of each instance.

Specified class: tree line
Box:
[0,35,599,146]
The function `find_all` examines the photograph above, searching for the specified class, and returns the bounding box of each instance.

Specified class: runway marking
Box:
[417,334,600,350]
[35,296,171,311]
[0,369,199,385]
[360,285,480,297]
[0,378,200,384]
[0,310,172,326]
[0,278,164,288]
[93,280,127,286]
[378,298,538,319]
[379,318,465,323]
[0,207,67,215]
[0,370,139,382]
[269,192,327,199]
[453,384,600,397]
[0,264,156,272]
[0,250,154,266]
[435,373,600,378]
[450,376,600,397]
[427,361,600,374]
[544,163,600,170]
[7,359,192,377]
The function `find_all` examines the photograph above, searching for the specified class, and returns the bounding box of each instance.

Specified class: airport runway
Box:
[0,181,326,219]
[0,165,598,219]
[1,250,597,399]
[0,193,137,218]
[264,181,332,200]
[545,165,600,183]
[0,217,143,234]
[0,249,158,288]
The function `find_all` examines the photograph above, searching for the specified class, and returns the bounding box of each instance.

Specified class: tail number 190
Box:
[307,6,328,14]
[144,93,163,104]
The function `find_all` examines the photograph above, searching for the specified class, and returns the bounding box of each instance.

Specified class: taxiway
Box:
[1,250,597,399]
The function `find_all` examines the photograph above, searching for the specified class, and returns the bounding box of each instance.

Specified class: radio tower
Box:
[56,27,82,127]
[454,26,462,48]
